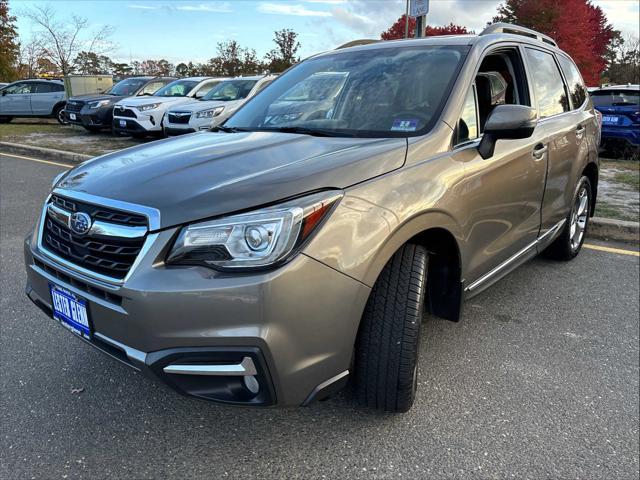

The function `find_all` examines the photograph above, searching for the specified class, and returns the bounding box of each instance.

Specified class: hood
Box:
[68,93,124,104]
[56,131,407,229]
[117,96,189,108]
[169,99,239,114]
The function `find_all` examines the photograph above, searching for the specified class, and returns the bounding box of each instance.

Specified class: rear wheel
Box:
[544,176,592,261]
[355,243,427,413]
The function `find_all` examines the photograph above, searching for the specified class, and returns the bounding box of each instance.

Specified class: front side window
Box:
[108,78,147,96]
[557,56,587,109]
[457,87,479,144]
[4,83,32,94]
[226,45,469,137]
[525,48,569,118]
[154,79,199,97]
[203,80,258,101]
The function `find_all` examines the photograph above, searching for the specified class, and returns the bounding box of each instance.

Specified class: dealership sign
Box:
[410,0,429,17]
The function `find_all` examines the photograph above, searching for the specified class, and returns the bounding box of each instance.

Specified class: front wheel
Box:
[544,176,592,261]
[54,105,68,125]
[355,243,428,413]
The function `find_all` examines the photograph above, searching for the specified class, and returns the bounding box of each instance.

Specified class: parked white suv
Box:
[164,75,277,135]
[112,77,226,137]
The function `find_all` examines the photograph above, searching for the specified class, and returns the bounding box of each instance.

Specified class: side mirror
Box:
[194,91,205,99]
[478,105,537,159]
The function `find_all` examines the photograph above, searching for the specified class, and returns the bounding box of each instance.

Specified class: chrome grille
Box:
[42,195,148,280]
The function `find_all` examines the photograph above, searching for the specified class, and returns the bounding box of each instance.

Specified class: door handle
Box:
[532,143,548,160]
[575,124,586,139]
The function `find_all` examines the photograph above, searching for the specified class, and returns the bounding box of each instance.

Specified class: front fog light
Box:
[243,375,260,394]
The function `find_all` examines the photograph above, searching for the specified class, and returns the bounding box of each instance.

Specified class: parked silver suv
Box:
[0,79,66,124]
[24,24,599,412]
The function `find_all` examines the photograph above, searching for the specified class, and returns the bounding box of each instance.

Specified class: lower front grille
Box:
[167,113,191,124]
[114,108,137,118]
[43,215,145,280]
[65,102,83,113]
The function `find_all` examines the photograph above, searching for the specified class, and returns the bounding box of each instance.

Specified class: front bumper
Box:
[63,107,111,129]
[24,226,369,407]
[113,113,162,134]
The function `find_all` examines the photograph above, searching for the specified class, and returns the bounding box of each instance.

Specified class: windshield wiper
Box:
[211,125,247,133]
[264,126,354,137]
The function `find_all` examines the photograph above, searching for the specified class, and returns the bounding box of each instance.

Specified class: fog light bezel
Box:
[146,346,276,406]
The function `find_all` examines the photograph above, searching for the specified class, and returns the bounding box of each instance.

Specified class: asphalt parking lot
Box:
[1,153,638,480]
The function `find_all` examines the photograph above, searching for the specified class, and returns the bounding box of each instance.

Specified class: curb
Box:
[0,141,92,164]
[589,217,639,244]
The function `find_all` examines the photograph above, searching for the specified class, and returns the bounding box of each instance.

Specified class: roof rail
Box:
[336,39,379,50]
[480,22,557,48]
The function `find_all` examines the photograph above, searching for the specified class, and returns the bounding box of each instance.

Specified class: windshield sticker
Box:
[391,119,418,132]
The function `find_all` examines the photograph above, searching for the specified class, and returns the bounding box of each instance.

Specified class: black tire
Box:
[83,125,102,133]
[355,243,427,413]
[54,105,68,125]
[544,175,592,261]
[0,116,12,124]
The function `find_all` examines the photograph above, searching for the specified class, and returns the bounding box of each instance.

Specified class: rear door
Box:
[0,82,33,115]
[523,48,589,234]
[31,82,65,115]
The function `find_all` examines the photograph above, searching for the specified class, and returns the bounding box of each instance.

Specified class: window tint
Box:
[525,48,569,118]
[457,87,478,144]
[52,83,65,92]
[590,89,639,106]
[33,83,55,93]
[5,82,32,94]
[557,56,587,109]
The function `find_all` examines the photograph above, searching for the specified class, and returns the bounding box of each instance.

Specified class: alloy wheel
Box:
[569,185,589,251]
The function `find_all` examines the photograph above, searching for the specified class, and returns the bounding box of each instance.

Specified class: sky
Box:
[12,0,640,65]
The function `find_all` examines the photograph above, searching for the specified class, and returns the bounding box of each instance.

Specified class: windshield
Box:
[226,45,468,137]
[591,89,640,106]
[154,79,199,97]
[107,78,148,96]
[203,79,258,101]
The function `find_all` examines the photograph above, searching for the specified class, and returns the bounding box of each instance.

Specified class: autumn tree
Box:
[0,0,20,81]
[382,16,471,40]
[603,34,640,85]
[265,29,300,72]
[24,4,114,76]
[209,40,262,76]
[494,0,617,85]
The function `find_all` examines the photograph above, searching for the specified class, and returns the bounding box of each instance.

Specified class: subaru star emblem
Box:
[69,212,92,235]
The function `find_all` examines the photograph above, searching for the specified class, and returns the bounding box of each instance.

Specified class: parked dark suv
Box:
[63,77,175,132]
[25,24,600,412]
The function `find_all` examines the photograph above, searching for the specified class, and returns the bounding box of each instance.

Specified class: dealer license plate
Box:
[49,283,91,339]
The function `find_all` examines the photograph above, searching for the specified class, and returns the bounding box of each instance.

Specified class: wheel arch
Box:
[51,100,66,115]
[362,212,465,322]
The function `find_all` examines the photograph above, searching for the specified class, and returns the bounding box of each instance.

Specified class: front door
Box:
[0,82,33,115]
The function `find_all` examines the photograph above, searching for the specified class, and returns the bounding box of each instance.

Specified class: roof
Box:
[594,84,639,91]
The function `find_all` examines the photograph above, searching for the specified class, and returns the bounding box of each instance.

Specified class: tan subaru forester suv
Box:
[25,23,600,412]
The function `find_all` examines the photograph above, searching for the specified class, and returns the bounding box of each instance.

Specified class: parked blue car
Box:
[590,85,639,157]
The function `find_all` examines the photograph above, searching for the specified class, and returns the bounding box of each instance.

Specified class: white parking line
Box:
[1,152,72,168]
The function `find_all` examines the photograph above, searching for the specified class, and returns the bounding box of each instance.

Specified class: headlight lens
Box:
[137,103,161,112]
[166,190,342,270]
[196,106,225,119]
[87,99,112,109]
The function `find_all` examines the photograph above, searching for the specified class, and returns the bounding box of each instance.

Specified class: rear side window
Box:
[557,56,587,109]
[33,83,55,93]
[525,48,569,118]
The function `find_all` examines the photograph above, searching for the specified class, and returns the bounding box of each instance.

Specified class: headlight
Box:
[87,99,112,109]
[136,103,161,112]
[196,106,225,119]
[166,190,342,270]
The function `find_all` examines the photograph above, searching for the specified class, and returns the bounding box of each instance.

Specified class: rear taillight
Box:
[595,109,603,130]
